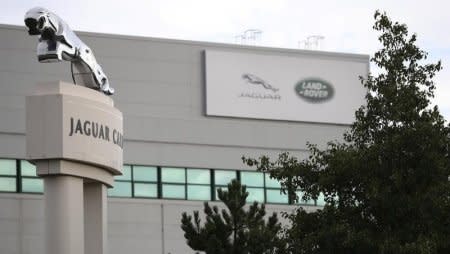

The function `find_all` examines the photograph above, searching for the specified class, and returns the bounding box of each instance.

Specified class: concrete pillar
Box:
[84,182,108,254]
[44,175,84,254]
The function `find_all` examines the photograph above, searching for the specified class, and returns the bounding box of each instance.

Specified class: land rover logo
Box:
[295,78,334,103]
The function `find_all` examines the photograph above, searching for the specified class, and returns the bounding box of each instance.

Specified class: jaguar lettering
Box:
[68,117,123,149]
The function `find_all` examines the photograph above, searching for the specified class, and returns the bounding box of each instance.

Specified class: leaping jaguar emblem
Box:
[242,73,279,92]
[24,7,114,95]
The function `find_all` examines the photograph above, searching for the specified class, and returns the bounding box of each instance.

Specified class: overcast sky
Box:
[2,0,450,120]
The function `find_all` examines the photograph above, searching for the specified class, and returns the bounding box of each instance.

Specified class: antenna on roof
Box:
[298,35,325,50]
[234,29,262,46]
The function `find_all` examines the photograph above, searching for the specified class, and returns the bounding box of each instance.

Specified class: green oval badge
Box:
[295,78,334,103]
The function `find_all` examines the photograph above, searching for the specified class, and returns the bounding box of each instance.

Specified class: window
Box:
[187,168,211,200]
[108,181,132,197]
[316,192,326,206]
[241,171,264,203]
[108,165,132,197]
[266,189,289,204]
[2,158,323,207]
[265,174,288,204]
[214,170,237,201]
[20,160,43,193]
[133,166,157,198]
[0,159,16,192]
[161,167,185,199]
[214,170,236,186]
[0,159,16,175]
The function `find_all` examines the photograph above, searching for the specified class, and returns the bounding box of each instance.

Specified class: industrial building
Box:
[0,24,368,254]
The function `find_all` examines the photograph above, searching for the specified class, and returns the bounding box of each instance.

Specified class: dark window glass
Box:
[114,165,132,181]
[187,169,210,184]
[134,183,157,198]
[241,171,264,187]
[0,159,16,175]
[266,189,288,204]
[214,170,236,185]
[187,185,211,200]
[161,167,185,183]
[162,184,185,199]
[108,181,132,197]
[133,166,157,182]
[22,178,43,193]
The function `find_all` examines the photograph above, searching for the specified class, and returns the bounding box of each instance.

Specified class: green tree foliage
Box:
[181,180,285,254]
[243,11,450,254]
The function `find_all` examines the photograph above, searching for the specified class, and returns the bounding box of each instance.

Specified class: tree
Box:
[181,180,285,254]
[243,11,450,254]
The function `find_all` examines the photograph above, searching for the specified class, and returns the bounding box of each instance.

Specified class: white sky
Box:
[2,0,450,120]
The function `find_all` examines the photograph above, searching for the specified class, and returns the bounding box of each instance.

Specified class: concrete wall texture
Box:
[0,24,368,254]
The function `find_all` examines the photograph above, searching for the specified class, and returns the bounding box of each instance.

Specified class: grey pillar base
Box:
[84,182,108,254]
[44,175,84,254]
[38,160,113,254]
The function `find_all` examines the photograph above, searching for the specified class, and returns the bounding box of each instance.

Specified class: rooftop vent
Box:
[234,29,263,46]
[298,35,325,50]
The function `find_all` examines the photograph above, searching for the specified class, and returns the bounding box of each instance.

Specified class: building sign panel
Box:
[26,82,123,175]
[205,50,368,124]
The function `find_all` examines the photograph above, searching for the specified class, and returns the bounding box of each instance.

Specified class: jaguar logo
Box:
[242,73,279,92]
[239,73,281,100]
[295,78,334,103]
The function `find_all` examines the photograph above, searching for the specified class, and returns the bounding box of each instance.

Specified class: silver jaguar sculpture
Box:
[24,7,114,95]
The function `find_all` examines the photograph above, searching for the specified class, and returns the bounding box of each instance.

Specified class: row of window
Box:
[0,159,325,206]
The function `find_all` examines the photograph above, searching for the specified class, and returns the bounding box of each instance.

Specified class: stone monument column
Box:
[24,7,121,254]
[26,81,123,254]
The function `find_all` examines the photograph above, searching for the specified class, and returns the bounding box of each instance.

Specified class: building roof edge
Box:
[1,23,370,62]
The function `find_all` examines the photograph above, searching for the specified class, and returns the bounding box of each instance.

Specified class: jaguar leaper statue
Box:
[24,7,114,95]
